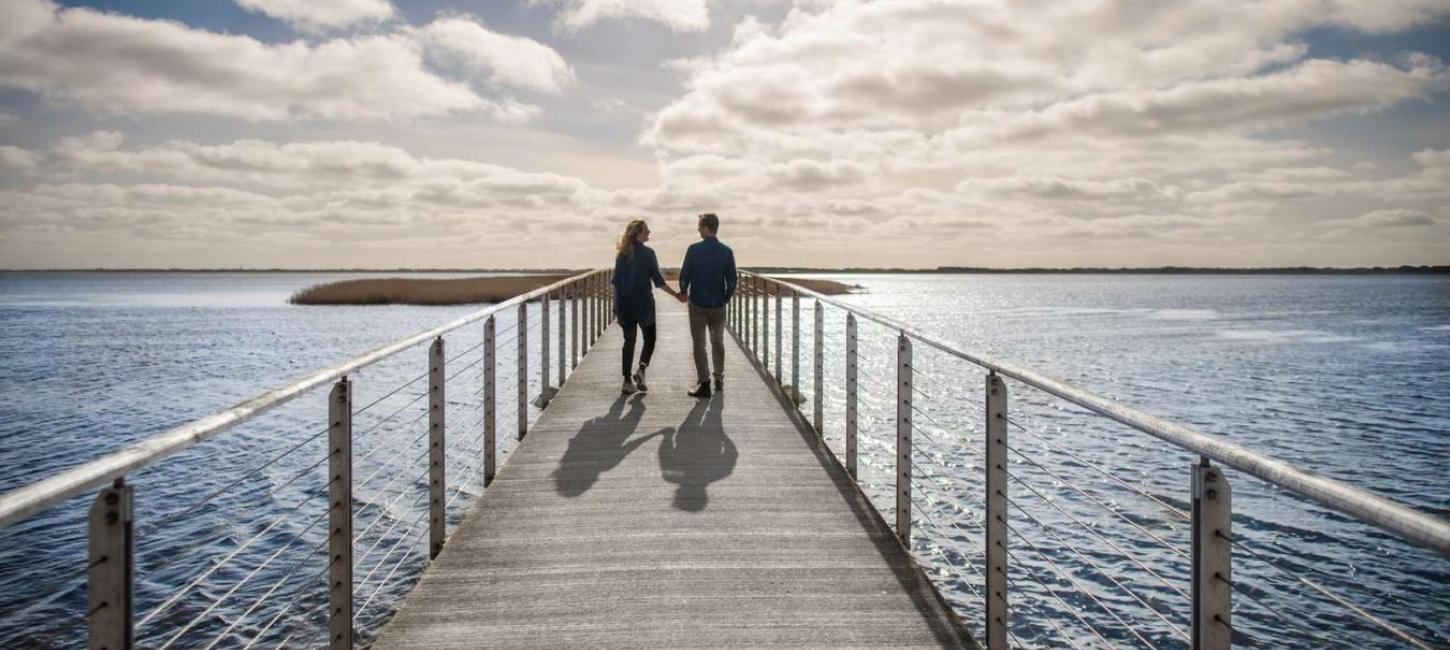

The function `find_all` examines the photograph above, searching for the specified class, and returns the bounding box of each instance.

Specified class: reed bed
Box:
[290,273,854,306]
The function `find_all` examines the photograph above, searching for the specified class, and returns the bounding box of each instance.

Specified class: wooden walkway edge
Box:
[372,297,977,648]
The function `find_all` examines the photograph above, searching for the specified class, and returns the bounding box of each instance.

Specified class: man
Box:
[678,213,737,398]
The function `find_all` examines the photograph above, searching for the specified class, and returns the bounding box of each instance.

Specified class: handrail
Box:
[746,270,1450,555]
[0,269,603,528]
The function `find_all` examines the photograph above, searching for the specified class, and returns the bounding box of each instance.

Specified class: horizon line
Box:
[3,265,1449,274]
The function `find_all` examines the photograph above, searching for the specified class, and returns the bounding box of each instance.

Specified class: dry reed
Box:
[290,273,854,306]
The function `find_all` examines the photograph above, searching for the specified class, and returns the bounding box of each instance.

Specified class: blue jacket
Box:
[679,236,737,309]
[612,244,665,325]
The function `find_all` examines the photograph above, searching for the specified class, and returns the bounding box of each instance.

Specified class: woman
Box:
[612,219,683,395]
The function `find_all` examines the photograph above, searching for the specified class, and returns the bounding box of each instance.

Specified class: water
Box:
[0,272,552,648]
[1,272,1447,647]
[796,273,1450,648]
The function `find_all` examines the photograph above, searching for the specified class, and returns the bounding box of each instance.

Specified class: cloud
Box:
[416,16,573,94]
[233,0,394,32]
[0,145,40,173]
[1325,209,1438,229]
[533,0,710,33]
[0,0,533,122]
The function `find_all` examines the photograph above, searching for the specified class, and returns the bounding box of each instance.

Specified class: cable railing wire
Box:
[136,482,332,627]
[1005,416,1190,522]
[240,557,333,649]
[1007,533,1158,649]
[155,503,332,650]
[1006,469,1190,602]
[1221,532,1433,650]
[1009,499,1190,642]
[1004,441,1189,562]
[138,423,330,537]
[202,534,330,650]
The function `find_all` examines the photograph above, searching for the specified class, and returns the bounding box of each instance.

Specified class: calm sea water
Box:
[0,272,1446,648]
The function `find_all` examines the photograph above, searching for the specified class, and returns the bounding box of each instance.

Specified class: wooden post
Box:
[328,378,353,650]
[985,372,1008,650]
[88,478,133,650]
[1193,458,1233,650]
[428,339,445,560]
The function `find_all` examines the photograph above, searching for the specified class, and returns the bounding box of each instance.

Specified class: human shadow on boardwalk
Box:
[658,393,737,512]
[552,395,663,497]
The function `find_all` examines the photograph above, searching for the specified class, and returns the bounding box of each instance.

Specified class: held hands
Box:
[675,291,688,303]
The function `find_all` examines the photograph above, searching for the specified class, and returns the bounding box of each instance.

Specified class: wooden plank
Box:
[372,297,976,649]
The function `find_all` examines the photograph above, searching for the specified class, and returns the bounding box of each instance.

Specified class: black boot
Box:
[687,381,712,398]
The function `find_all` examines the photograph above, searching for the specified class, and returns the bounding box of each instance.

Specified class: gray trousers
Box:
[688,304,726,383]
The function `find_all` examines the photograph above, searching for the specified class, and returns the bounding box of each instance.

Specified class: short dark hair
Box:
[698,213,720,233]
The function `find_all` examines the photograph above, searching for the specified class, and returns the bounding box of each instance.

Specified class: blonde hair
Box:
[616,219,648,258]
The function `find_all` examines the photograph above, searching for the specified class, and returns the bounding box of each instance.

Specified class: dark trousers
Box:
[620,320,656,378]
[688,304,726,383]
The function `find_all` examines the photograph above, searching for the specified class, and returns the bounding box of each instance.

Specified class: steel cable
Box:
[1005,416,1189,521]
[198,535,330,650]
[1222,532,1432,650]
[1009,499,1190,641]
[1005,546,1115,648]
[1005,442,1190,562]
[1006,470,1191,602]
[136,482,331,627]
[1007,537,1156,649]
[152,504,331,648]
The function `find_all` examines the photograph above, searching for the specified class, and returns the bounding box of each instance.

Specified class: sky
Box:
[0,0,1448,269]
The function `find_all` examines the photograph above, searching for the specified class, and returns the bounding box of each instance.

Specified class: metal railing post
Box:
[792,291,800,400]
[845,313,858,479]
[557,287,566,384]
[774,286,782,383]
[1192,457,1233,650]
[896,334,912,542]
[762,280,770,369]
[984,372,1008,650]
[428,339,445,560]
[540,292,552,407]
[483,317,496,486]
[328,378,353,650]
[88,477,133,650]
[571,282,579,369]
[517,302,528,440]
[813,300,824,434]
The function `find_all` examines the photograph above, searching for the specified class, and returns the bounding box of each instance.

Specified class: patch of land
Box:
[290,275,571,305]
[290,273,855,306]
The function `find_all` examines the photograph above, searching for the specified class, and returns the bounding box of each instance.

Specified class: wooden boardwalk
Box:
[373,297,975,648]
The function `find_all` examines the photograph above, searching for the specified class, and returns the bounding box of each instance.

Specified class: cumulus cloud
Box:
[416,16,573,94]
[533,0,710,33]
[625,0,1450,266]
[0,0,536,122]
[234,0,394,32]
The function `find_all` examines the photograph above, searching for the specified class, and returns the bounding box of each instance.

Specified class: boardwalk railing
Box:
[0,269,614,648]
[729,271,1450,650]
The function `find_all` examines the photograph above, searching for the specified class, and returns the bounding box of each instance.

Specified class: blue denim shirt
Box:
[678,236,737,309]
[613,244,666,325]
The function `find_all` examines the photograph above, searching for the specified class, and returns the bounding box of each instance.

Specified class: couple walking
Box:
[611,213,736,399]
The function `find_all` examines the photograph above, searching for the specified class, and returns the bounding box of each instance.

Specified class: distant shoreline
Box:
[4,265,1448,275]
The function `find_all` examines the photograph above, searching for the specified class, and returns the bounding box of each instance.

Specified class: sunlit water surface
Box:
[1,272,1446,648]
